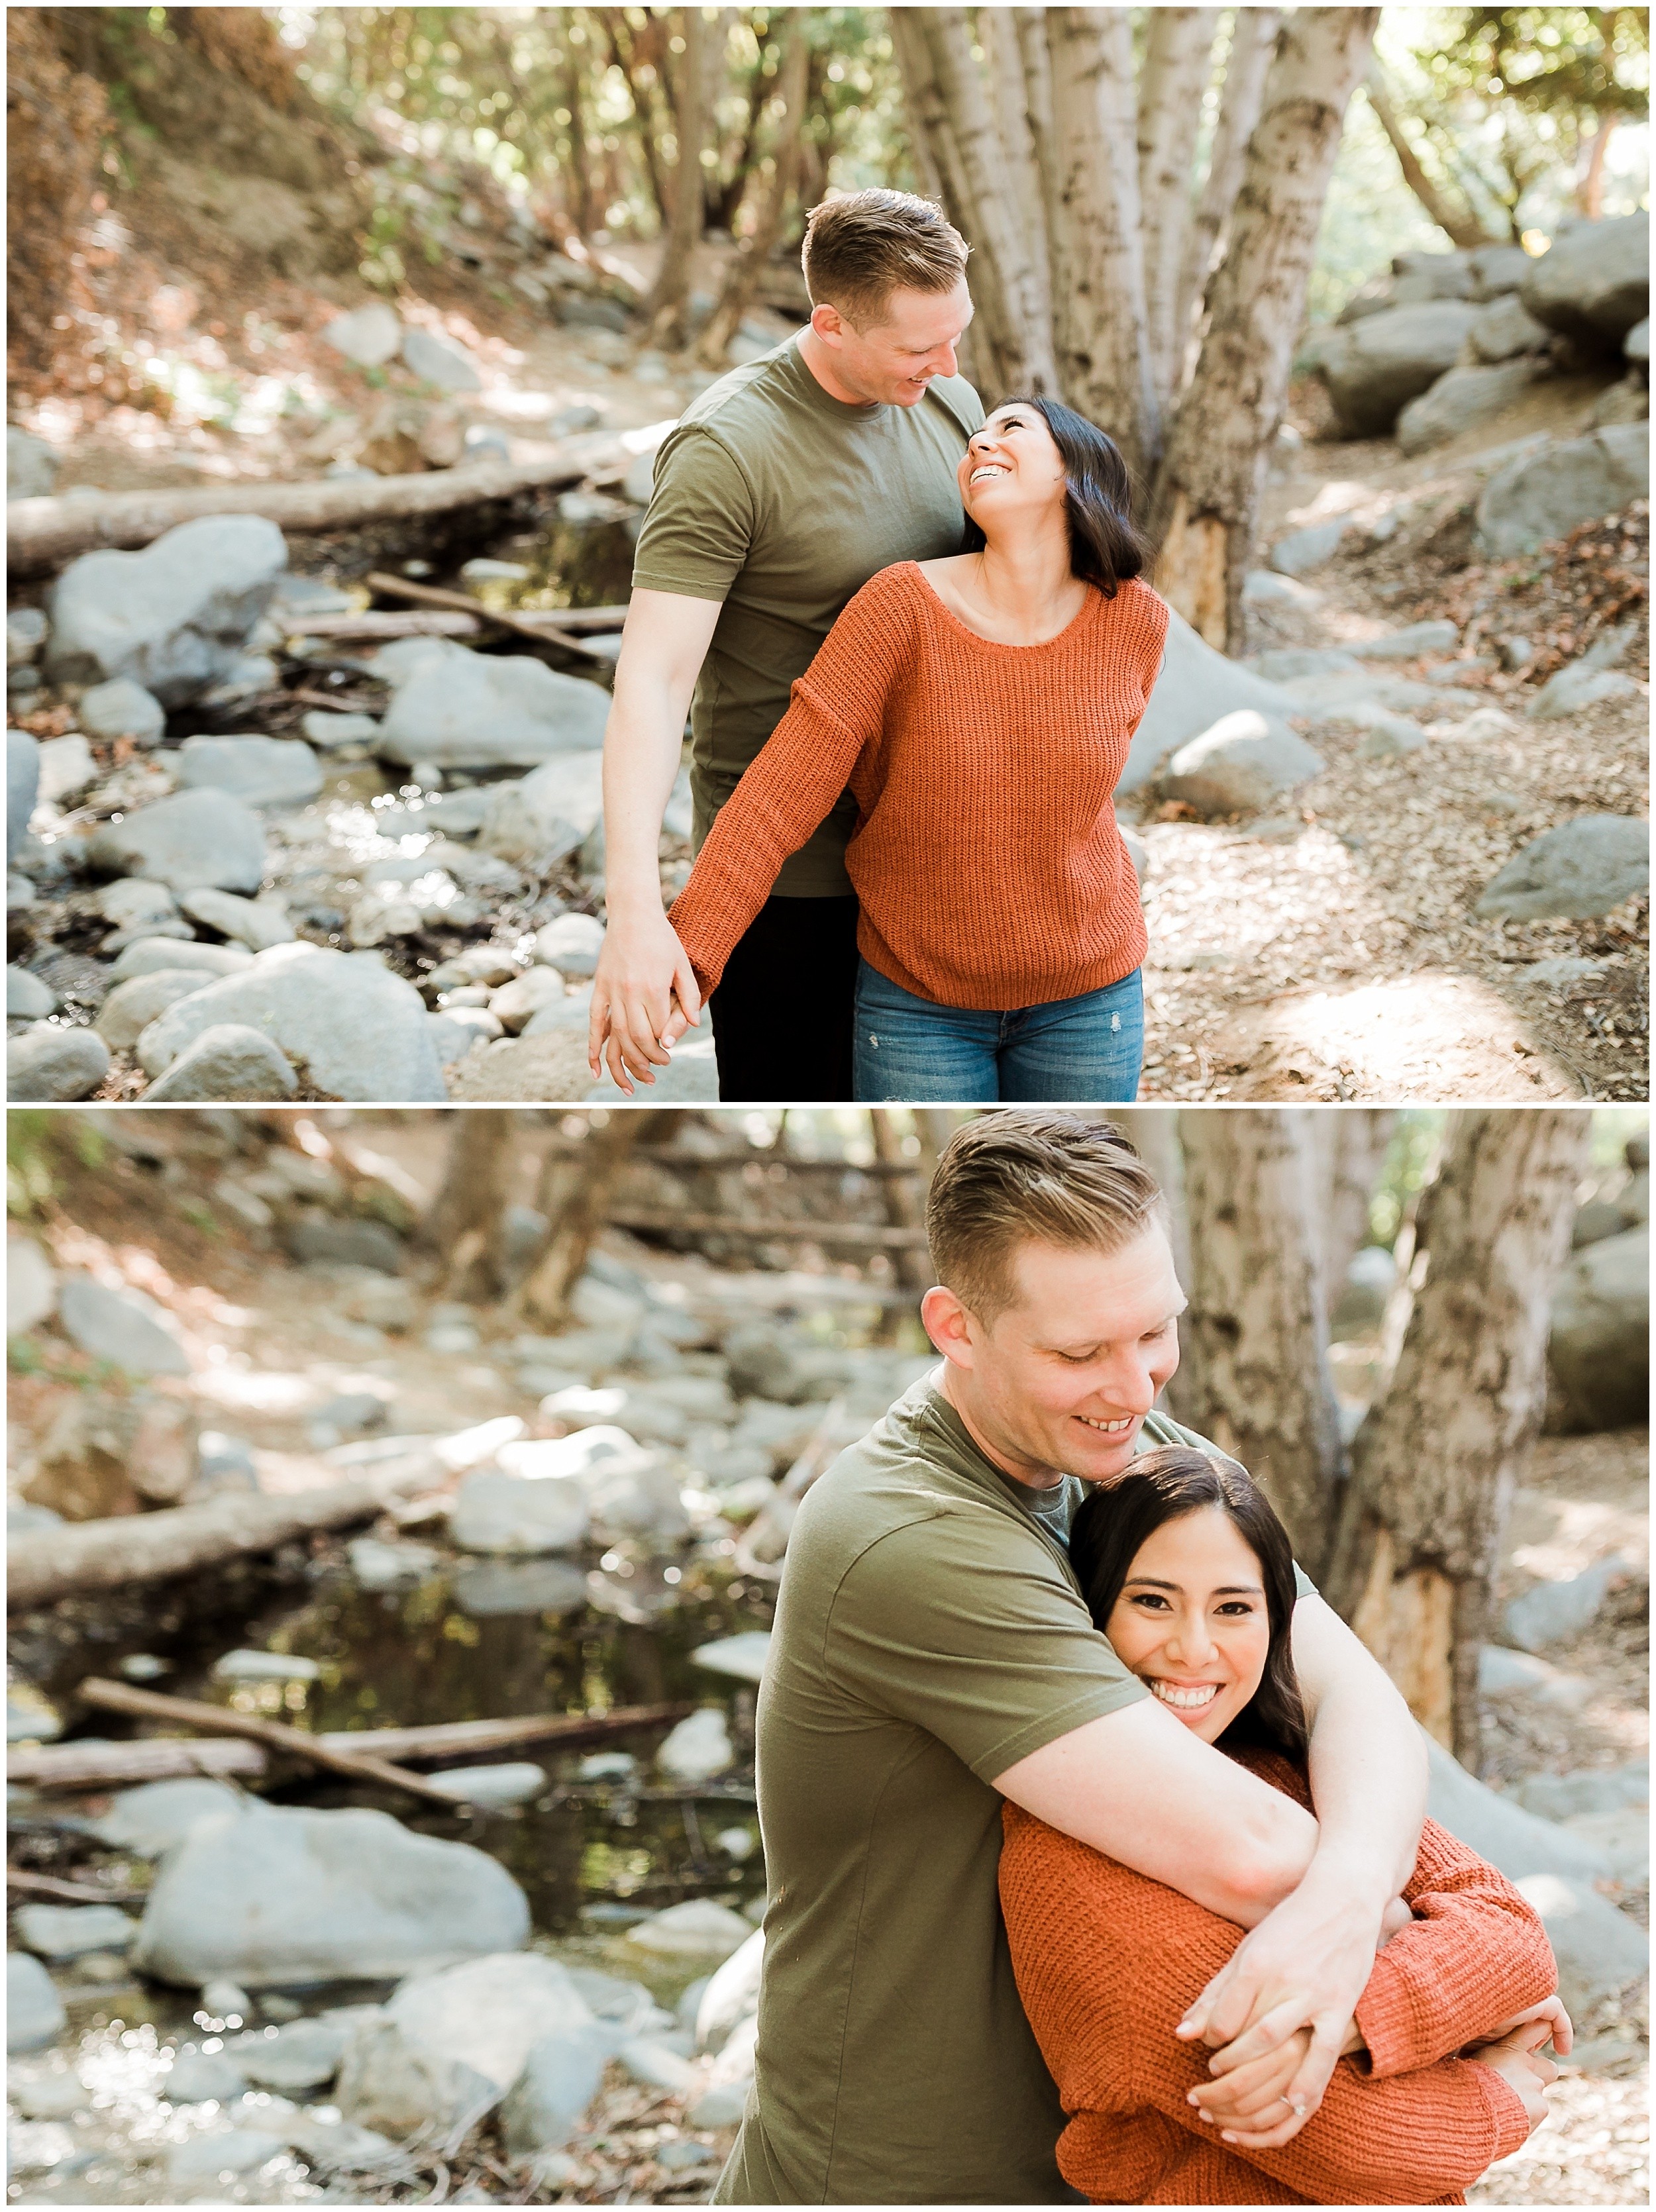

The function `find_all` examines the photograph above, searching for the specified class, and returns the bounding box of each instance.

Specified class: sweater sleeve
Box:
[667,570,916,997]
[1355,1816,1558,2076]
[1000,1805,1535,2209]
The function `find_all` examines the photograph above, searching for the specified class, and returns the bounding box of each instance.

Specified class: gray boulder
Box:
[177,735,323,809]
[37,732,96,803]
[1467,293,1553,364]
[479,752,606,868]
[46,514,287,707]
[1157,710,1323,819]
[7,608,48,667]
[94,970,213,1052]
[166,2046,251,2104]
[9,1025,111,1102]
[1506,1551,1640,1652]
[1268,517,1351,577]
[1121,611,1301,793]
[322,303,402,367]
[8,1234,58,1332]
[1547,1225,1648,1433]
[501,2027,611,2154]
[1314,303,1482,437]
[167,2130,286,2190]
[13,1903,137,1960]
[1476,423,1650,556]
[229,2015,356,2092]
[378,648,610,770]
[1247,648,1363,681]
[285,1211,405,1274]
[1358,619,1460,661]
[1520,213,1650,346]
[340,1953,601,2141]
[134,943,446,1102]
[1475,815,1647,921]
[1426,1738,1611,1885]
[401,327,482,391]
[1467,244,1536,300]
[1516,1765,1647,1822]
[1511,1872,1649,2017]
[7,966,56,1019]
[79,676,168,745]
[449,1469,590,1554]
[535,912,605,978]
[132,1803,529,1986]
[9,729,39,863]
[7,1952,66,2053]
[8,428,59,500]
[1396,360,1546,456]
[85,787,266,895]
[109,936,250,982]
[89,1777,244,1856]
[1242,569,1323,610]
[178,887,295,951]
[1480,1644,1594,1709]
[58,1275,189,1375]
[1527,662,1639,719]
[1626,317,1650,366]
[145,1023,300,1102]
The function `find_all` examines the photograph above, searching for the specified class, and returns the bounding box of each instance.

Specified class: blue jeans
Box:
[853,960,1145,1103]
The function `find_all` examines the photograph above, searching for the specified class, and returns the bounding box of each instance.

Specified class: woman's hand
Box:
[1463,2017,1560,2137]
[1469,1995,1573,2059]
[1190,2027,1316,2150]
[588,911,702,1093]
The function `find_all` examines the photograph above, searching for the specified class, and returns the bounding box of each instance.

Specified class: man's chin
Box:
[1066,1417,1141,1482]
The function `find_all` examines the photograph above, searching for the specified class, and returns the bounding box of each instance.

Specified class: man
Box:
[717,1111,1429,2205]
[588,189,985,1103]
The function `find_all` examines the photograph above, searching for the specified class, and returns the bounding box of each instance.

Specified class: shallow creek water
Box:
[8,1540,773,2205]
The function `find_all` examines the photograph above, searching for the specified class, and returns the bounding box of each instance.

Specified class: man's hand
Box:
[1176,1858,1390,2140]
[588,911,702,1093]
[1463,2017,1559,2136]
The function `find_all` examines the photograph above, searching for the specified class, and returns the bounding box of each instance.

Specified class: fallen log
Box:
[9,1736,267,1789]
[76,1678,468,1812]
[282,609,481,640]
[7,1472,431,1612]
[7,1869,150,1906]
[7,443,629,575]
[364,571,605,661]
[315,1701,690,1764]
[607,1207,931,1248]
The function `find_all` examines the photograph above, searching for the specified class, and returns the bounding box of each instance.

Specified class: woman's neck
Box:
[970,517,1084,624]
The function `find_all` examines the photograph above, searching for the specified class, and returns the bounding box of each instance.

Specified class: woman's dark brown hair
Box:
[960,394,1149,597]
[1069,1447,1308,1760]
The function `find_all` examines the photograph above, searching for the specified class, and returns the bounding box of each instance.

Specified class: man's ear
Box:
[810,301,847,346]
[921,1283,975,1372]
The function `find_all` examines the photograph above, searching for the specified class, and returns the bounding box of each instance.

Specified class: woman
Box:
[632,396,1166,1103]
[1000,1449,1566,2207]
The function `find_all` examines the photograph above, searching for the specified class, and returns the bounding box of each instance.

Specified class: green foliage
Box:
[1368,1111,1449,1248]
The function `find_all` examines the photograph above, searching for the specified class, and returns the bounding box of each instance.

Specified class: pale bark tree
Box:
[1137,8,1219,411]
[1173,1111,1346,1567]
[1171,7,1281,370]
[513,1111,670,1329]
[696,15,811,367]
[421,1109,517,1301]
[1304,1107,1396,1321]
[1153,9,1380,650]
[1363,67,1498,248]
[1323,1112,1588,1766]
[646,4,707,349]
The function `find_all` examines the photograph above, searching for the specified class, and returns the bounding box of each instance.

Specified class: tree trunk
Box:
[421,1110,517,1301]
[7,448,625,576]
[1174,1109,1345,1570]
[1043,7,1161,481]
[1137,8,1219,411]
[1304,1108,1396,1321]
[1363,68,1498,248]
[1153,8,1379,650]
[1576,110,1616,221]
[696,17,810,366]
[1323,1111,1589,1766]
[1171,7,1281,379]
[515,1111,670,1329]
[647,4,708,349]
[1112,1107,1192,1295]
[982,5,1054,360]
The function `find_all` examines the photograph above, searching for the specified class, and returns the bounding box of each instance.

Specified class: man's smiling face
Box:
[929,1226,1185,1487]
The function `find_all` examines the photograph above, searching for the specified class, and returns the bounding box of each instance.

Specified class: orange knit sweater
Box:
[1000,1750,1553,2207]
[668,561,1170,1011]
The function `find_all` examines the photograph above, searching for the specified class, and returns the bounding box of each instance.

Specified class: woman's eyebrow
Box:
[1123,1576,1178,1589]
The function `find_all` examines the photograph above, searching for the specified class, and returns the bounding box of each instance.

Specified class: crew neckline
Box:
[902,560,1102,654]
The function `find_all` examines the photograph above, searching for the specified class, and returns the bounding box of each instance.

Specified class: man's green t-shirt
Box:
[630,335,985,897]
[715,1372,1314,2207]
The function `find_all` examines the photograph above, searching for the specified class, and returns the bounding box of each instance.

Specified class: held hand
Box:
[1177,1865,1386,2139]
[1189,2027,1311,2150]
[588,910,703,1094]
[1471,1994,1573,2059]
[1463,2019,1559,2137]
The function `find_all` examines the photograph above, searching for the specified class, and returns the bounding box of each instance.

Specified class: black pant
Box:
[711,895,859,1102]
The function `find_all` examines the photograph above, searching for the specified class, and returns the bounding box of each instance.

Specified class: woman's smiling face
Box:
[957,403,1068,523]
[1104,1505,1271,1745]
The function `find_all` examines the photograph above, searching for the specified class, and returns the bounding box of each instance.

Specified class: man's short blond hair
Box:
[925,1111,1164,1323]
[802,188,970,330]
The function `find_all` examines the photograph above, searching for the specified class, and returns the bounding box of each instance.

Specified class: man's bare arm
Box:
[588,588,724,1092]
[994,1697,1318,1926]
[1179,1595,1427,2145]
